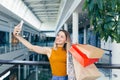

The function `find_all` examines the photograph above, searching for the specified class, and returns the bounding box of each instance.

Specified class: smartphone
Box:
[16,20,24,35]
[19,20,24,28]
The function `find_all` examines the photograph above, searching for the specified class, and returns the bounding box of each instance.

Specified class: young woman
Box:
[13,23,72,80]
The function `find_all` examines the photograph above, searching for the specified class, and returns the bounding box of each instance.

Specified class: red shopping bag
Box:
[76,44,104,58]
[69,44,99,67]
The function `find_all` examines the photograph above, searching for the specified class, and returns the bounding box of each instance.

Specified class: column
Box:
[112,41,120,80]
[72,11,78,43]
[24,65,27,79]
[35,66,38,80]
[64,23,68,31]
[8,22,13,43]
[37,54,40,61]
[29,32,31,42]
[72,11,79,79]
[83,26,87,44]
[8,22,13,51]
[18,65,21,80]
[67,11,79,80]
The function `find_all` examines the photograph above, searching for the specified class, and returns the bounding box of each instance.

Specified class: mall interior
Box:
[0,0,120,80]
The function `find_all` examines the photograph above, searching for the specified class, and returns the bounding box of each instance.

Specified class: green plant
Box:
[83,0,120,43]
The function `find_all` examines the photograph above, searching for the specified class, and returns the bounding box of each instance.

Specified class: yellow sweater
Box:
[49,47,67,76]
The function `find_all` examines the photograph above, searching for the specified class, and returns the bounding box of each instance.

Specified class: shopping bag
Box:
[69,44,99,67]
[73,58,101,80]
[75,44,104,58]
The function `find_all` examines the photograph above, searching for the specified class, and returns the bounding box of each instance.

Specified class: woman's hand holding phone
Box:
[13,20,24,36]
[19,20,24,28]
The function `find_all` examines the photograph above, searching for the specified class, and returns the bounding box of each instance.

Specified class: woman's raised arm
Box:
[13,24,51,57]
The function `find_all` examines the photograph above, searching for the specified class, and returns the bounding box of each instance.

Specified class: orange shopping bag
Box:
[69,44,99,67]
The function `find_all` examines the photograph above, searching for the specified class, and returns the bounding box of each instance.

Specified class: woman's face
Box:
[55,31,67,46]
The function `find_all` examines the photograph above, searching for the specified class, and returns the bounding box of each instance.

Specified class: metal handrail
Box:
[0,60,120,69]
[95,63,120,69]
[0,59,120,80]
[0,60,49,65]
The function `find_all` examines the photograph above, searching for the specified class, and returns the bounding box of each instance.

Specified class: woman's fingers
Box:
[13,25,22,36]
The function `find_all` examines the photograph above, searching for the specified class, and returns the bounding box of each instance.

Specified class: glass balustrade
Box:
[0,43,26,54]
[0,42,116,80]
[0,60,51,80]
[0,60,119,80]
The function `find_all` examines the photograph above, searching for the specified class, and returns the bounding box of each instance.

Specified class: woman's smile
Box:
[55,31,67,46]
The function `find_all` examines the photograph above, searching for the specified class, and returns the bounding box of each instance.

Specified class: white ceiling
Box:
[22,0,61,23]
[0,0,89,37]
[22,0,87,32]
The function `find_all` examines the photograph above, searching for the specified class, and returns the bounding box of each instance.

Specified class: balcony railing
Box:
[0,60,51,80]
[0,42,115,80]
[0,60,119,80]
